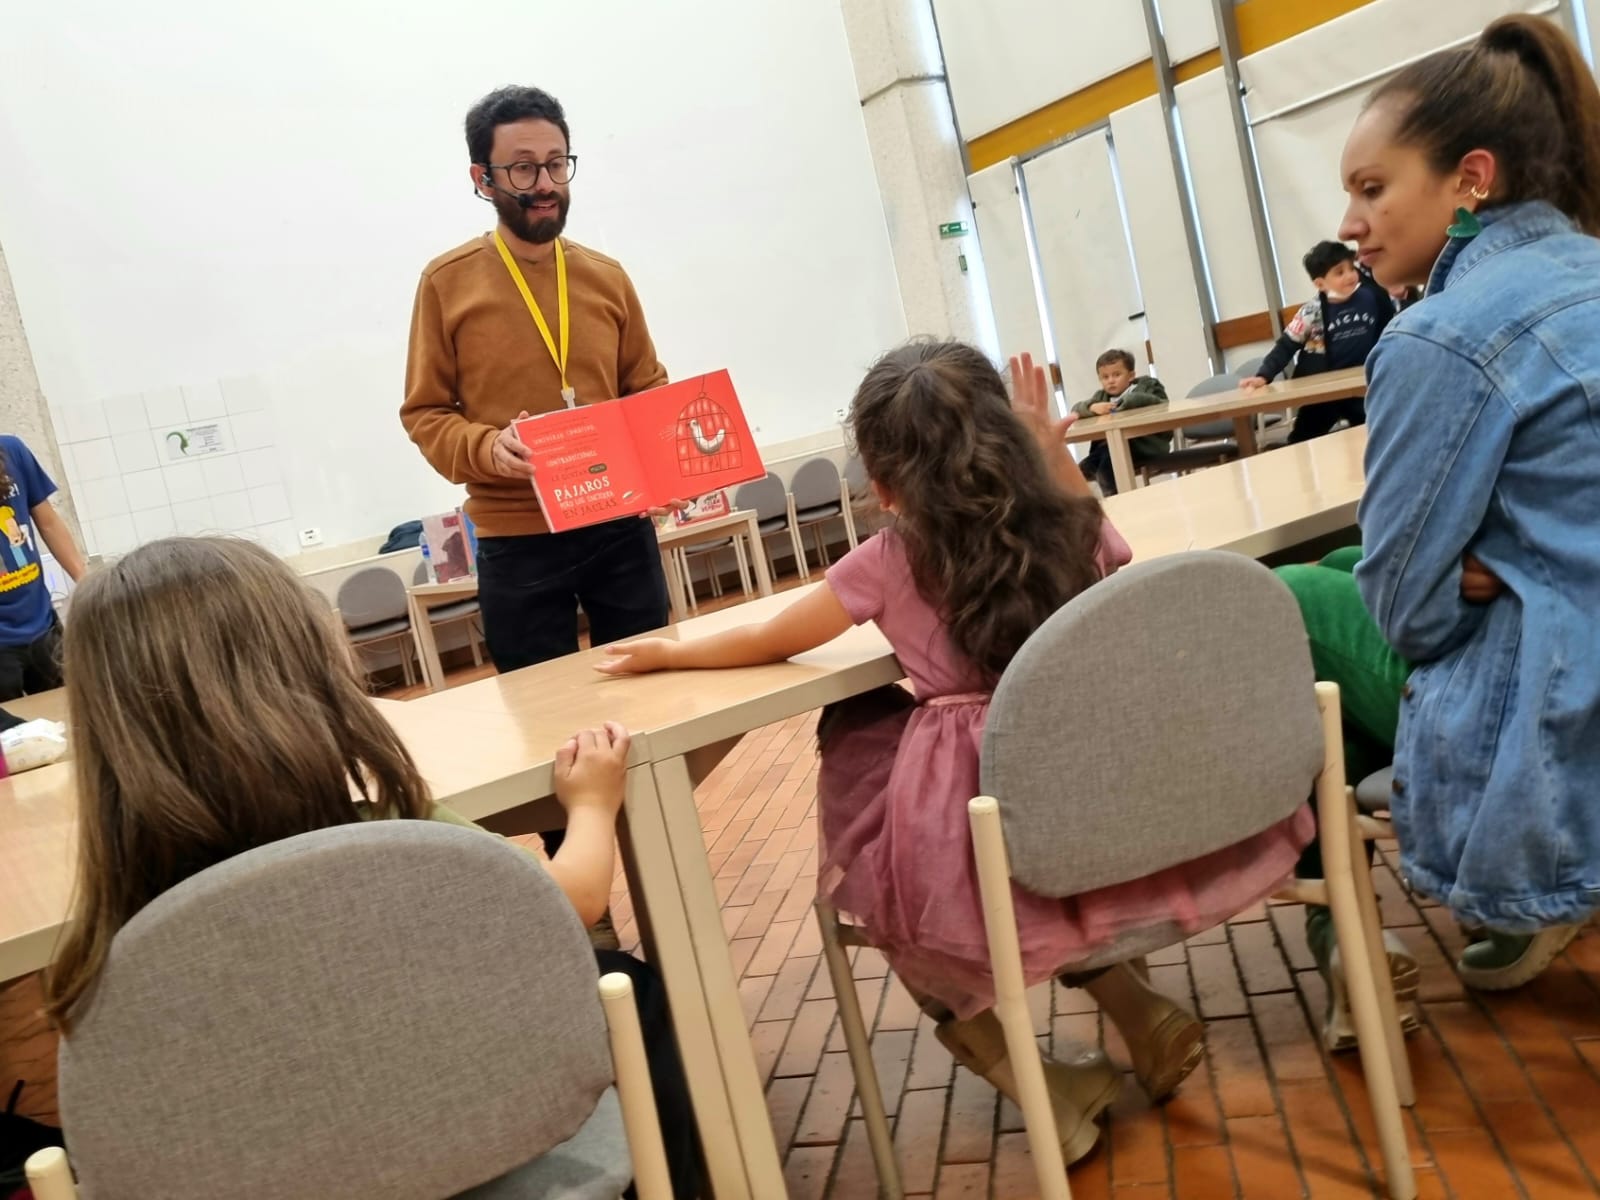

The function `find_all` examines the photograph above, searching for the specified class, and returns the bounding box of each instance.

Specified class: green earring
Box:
[1447,206,1483,239]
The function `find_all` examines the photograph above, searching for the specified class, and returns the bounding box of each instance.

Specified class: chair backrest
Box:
[59,821,613,1200]
[336,567,409,629]
[1235,356,1264,378]
[734,473,789,521]
[980,551,1323,897]
[843,455,867,494]
[1185,373,1241,399]
[789,458,842,509]
[413,560,429,586]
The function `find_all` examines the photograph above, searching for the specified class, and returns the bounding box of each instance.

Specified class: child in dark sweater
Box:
[1241,240,1397,443]
[1070,349,1169,495]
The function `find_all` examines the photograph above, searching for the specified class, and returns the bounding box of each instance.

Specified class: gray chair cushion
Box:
[429,598,482,624]
[456,1090,630,1199]
[60,822,616,1200]
[1141,443,1238,473]
[734,474,789,522]
[347,615,413,642]
[789,459,842,510]
[981,551,1324,897]
[1356,766,1394,816]
[1180,418,1236,441]
[794,502,843,522]
[338,567,409,628]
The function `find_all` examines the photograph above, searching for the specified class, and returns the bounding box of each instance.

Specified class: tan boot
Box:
[1084,961,1204,1103]
[935,1010,1119,1165]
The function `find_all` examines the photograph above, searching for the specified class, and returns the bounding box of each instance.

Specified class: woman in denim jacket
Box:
[1282,13,1600,1004]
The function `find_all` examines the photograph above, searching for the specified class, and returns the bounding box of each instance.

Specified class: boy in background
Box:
[1240,240,1396,443]
[1071,349,1168,496]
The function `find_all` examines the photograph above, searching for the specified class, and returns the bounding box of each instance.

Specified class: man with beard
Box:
[402,86,676,949]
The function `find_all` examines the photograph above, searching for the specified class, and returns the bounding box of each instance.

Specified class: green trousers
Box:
[1275,547,1412,881]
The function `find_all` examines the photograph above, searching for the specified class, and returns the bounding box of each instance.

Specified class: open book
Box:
[513,371,765,532]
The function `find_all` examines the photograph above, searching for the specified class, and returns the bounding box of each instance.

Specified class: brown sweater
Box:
[401,234,668,537]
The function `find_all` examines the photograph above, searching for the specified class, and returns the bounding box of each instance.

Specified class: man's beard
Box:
[492,189,570,244]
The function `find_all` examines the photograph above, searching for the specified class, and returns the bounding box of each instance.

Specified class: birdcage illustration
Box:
[675,380,743,477]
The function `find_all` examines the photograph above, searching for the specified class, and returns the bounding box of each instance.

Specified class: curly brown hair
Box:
[849,340,1107,682]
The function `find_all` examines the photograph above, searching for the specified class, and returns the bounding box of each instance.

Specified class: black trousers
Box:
[1287,397,1366,445]
[596,950,703,1199]
[476,517,669,858]
[0,615,62,703]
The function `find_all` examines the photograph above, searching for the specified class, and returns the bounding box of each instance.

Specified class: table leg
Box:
[408,594,446,693]
[621,764,753,1198]
[1232,414,1261,457]
[744,515,773,597]
[1106,429,1138,494]
[660,545,689,623]
[650,753,786,1198]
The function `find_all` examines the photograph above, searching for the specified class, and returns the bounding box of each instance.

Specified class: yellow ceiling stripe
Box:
[964,0,1377,172]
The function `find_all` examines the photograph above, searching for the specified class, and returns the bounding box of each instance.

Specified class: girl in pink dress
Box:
[599,342,1312,1167]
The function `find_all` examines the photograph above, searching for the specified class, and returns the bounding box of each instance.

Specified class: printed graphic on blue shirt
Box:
[0,436,57,646]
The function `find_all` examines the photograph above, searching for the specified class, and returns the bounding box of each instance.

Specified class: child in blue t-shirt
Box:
[0,436,85,700]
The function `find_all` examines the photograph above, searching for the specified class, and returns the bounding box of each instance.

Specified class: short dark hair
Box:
[1095,349,1135,372]
[1303,240,1356,281]
[465,86,570,165]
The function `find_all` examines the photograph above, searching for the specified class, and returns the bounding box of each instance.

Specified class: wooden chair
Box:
[822,552,1416,1200]
[26,821,672,1200]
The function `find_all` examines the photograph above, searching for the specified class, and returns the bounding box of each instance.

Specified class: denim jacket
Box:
[1355,201,1600,930]
[1356,202,1600,928]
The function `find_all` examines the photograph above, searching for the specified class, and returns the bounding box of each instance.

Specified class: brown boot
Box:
[1084,961,1204,1103]
[935,1010,1119,1165]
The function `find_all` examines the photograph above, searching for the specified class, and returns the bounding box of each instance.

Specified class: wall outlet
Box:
[297,527,323,548]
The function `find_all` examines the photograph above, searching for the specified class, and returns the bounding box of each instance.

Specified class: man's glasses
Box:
[483,156,579,189]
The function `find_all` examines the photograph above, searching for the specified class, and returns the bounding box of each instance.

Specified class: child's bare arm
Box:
[596,585,853,675]
[544,723,630,926]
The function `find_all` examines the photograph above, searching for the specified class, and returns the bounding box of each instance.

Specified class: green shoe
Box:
[1306,905,1420,1053]
[1456,925,1581,991]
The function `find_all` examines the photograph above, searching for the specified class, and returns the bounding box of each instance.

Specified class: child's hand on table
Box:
[595,639,679,676]
[553,722,631,817]
[1089,402,1115,416]
[1238,376,1269,392]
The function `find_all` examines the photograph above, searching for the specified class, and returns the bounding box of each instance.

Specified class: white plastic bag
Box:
[1,719,68,774]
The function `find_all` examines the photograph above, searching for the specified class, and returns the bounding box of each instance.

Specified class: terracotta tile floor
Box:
[410,575,1600,1199]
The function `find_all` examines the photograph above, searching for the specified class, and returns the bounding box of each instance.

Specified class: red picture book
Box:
[513,371,764,532]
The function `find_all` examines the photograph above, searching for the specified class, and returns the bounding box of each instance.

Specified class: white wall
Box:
[932,0,1148,137]
[0,0,906,558]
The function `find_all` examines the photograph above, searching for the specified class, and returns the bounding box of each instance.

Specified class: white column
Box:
[0,242,81,541]
[840,0,1000,355]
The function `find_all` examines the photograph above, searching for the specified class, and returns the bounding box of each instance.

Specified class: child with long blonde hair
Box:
[598,342,1314,1165]
[34,537,699,1197]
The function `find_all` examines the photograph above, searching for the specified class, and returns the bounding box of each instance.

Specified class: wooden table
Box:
[655,509,774,623]
[0,432,1368,1195]
[1066,366,1367,494]
[405,511,776,691]
[406,577,481,693]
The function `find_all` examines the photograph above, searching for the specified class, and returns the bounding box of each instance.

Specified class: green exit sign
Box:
[938,221,969,239]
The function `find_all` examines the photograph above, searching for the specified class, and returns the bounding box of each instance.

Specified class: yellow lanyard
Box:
[493,229,573,406]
